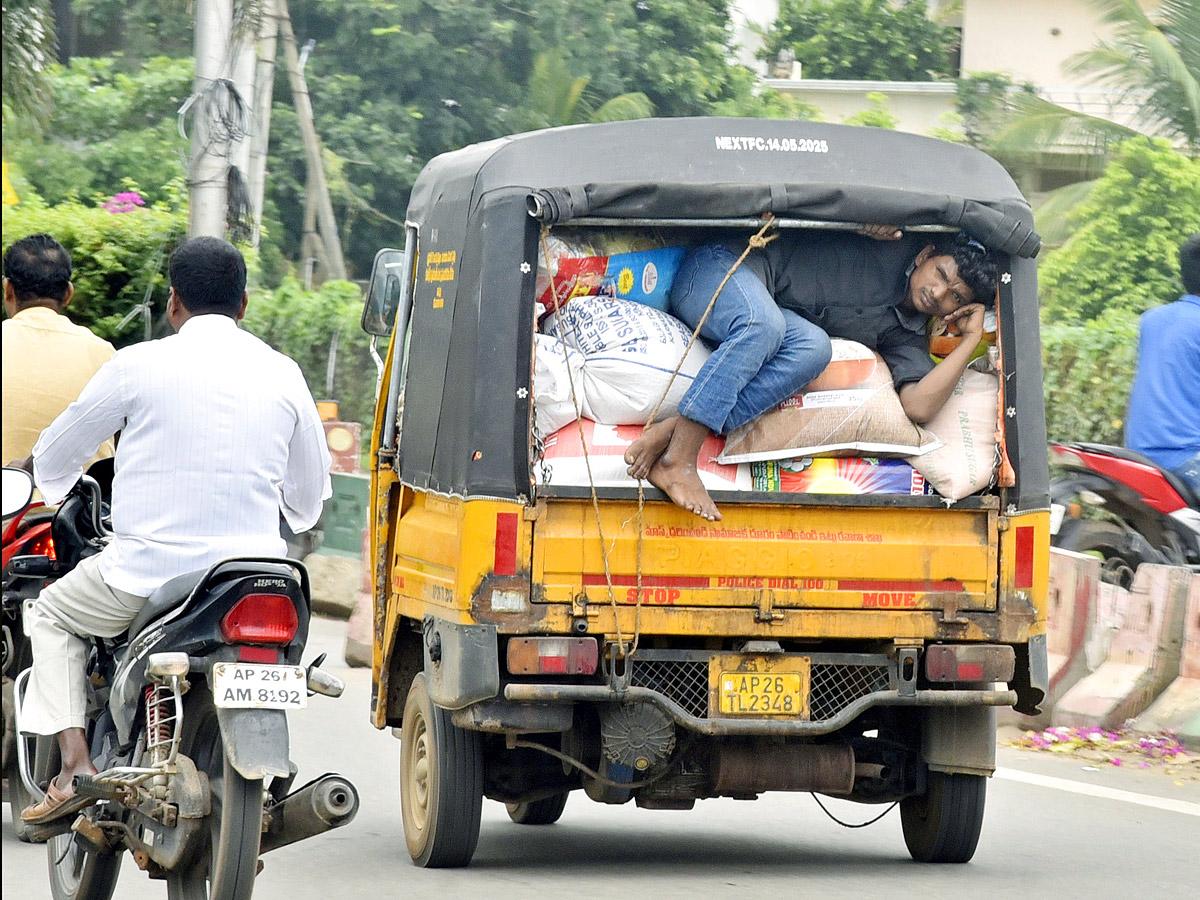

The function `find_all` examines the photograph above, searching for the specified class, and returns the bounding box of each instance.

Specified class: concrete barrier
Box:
[1053,564,1192,731]
[343,528,373,668]
[1133,571,1200,748]
[1003,548,1100,728]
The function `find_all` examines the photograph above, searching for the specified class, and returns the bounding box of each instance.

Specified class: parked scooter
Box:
[1049,442,1200,587]
[2,466,359,900]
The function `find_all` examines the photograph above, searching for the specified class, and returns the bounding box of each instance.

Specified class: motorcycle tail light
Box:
[221,593,298,645]
[27,533,55,561]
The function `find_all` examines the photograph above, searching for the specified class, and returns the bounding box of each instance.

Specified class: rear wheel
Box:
[167,686,263,900]
[1054,520,1143,588]
[506,792,568,825]
[46,828,121,900]
[900,771,986,863]
[399,673,482,867]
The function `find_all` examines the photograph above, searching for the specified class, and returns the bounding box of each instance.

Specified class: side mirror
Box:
[2,467,35,518]
[361,247,408,336]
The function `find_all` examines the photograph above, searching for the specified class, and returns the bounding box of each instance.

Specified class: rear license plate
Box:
[212,663,307,710]
[711,654,811,717]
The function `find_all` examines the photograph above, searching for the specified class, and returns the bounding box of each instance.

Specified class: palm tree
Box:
[2,0,58,130]
[524,52,655,128]
[985,0,1198,243]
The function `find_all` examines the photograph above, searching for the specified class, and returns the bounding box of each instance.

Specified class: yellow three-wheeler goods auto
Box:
[359,118,1049,868]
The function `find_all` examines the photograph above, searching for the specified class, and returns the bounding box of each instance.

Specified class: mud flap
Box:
[921,706,997,777]
[1009,634,1048,716]
[216,708,290,779]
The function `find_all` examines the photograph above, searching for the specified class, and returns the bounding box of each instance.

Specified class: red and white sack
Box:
[539,294,710,427]
[537,419,750,490]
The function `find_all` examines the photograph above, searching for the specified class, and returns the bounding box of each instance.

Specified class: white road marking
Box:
[994,767,1200,817]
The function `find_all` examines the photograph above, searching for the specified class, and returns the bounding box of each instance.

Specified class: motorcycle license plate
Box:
[212,663,308,710]
[1049,503,1066,536]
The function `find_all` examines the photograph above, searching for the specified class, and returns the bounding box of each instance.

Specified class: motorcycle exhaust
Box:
[259,773,359,854]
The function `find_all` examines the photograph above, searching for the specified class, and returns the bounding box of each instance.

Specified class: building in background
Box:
[734,0,1156,192]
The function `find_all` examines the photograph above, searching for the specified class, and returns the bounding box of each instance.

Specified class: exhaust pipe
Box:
[260,773,359,854]
[712,743,855,795]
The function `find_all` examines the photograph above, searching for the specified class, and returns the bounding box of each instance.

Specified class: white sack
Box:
[540,294,711,426]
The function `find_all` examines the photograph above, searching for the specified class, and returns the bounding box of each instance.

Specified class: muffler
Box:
[260,773,359,854]
[712,743,855,795]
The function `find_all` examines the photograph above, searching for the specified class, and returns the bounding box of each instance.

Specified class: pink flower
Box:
[102,191,146,214]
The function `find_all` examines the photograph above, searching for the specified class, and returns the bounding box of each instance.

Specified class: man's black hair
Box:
[935,232,997,308]
[1180,233,1200,296]
[3,233,72,305]
[169,236,247,316]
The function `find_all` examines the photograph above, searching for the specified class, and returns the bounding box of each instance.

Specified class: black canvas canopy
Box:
[396,118,1047,509]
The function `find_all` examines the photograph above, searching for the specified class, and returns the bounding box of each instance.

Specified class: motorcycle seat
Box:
[1071,442,1200,510]
[126,559,303,641]
[127,569,210,640]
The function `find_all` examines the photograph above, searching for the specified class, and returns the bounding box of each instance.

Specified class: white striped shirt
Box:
[33,315,333,596]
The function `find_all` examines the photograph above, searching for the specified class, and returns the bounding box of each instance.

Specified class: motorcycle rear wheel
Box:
[47,826,121,900]
[1054,520,1142,589]
[167,686,263,900]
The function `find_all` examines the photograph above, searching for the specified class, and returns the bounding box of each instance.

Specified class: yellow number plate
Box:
[712,655,811,717]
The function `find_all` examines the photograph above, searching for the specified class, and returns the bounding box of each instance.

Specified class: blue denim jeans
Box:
[669,244,832,434]
[1172,450,1200,494]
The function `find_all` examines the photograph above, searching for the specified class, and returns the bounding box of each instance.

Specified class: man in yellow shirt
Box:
[3,233,117,466]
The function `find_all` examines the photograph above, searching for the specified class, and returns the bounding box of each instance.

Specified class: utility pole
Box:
[188,0,233,238]
[278,0,347,280]
[246,0,279,249]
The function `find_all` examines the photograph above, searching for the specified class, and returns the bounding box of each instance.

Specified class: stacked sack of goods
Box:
[532,231,1001,501]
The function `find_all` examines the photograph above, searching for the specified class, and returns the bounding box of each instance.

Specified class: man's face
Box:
[904,249,975,318]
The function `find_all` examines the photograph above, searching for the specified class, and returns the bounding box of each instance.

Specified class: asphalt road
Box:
[5,616,1198,900]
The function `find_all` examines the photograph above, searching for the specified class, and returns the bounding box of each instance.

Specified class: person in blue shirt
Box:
[1124,234,1200,493]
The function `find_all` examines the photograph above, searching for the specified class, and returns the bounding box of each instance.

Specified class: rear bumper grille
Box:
[628,651,893,721]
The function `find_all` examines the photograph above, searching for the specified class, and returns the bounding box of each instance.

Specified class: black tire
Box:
[900,771,987,863]
[1054,520,1141,588]
[506,792,569,825]
[43,719,118,900]
[399,673,483,867]
[46,829,121,900]
[6,651,37,842]
[167,686,263,900]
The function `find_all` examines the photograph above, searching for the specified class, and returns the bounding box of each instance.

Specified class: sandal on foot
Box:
[20,779,95,825]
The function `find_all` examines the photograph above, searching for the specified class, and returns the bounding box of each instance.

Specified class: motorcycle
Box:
[1048,441,1200,587]
[1,466,359,900]
[2,466,58,842]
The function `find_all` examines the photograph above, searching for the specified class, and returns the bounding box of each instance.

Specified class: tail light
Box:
[26,533,55,561]
[925,644,1016,683]
[221,593,298,645]
[507,637,598,675]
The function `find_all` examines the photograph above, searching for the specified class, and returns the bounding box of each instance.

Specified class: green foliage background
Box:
[2,197,187,347]
[1038,138,1200,323]
[762,0,955,80]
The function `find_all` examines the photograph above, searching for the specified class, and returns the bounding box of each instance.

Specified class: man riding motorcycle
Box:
[16,236,332,824]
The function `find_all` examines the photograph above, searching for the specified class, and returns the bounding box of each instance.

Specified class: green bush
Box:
[241,276,376,432]
[2,195,187,347]
[1039,138,1200,323]
[1040,308,1140,445]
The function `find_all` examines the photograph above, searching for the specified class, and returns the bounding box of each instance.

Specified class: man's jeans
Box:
[669,244,832,434]
[1173,451,1200,494]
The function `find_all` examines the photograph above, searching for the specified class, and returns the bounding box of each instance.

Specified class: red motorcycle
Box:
[2,469,57,841]
[1049,441,1200,587]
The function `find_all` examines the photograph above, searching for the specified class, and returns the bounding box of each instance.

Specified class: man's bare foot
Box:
[647,453,722,521]
[644,417,722,520]
[625,417,678,480]
[52,761,98,793]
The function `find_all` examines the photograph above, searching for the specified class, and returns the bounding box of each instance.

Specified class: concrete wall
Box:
[762,79,957,137]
